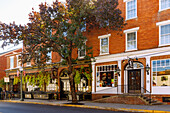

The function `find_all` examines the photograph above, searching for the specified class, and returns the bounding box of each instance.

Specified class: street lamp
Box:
[116,67,121,76]
[145,64,150,75]
[19,66,24,101]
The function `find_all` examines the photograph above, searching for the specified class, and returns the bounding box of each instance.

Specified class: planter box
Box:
[33,94,51,99]
[68,94,79,101]
[25,94,33,99]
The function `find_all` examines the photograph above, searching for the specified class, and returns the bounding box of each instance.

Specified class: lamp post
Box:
[19,66,24,101]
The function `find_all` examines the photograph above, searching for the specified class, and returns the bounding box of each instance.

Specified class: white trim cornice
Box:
[98,34,111,39]
[124,27,140,33]
[93,46,170,64]
[124,0,133,2]
[156,20,170,26]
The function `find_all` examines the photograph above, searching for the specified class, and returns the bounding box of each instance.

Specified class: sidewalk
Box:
[0,99,170,113]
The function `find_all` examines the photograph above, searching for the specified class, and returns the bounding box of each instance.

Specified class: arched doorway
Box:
[124,61,144,93]
[59,69,70,99]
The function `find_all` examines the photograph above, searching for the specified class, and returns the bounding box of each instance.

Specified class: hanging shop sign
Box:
[4,77,9,82]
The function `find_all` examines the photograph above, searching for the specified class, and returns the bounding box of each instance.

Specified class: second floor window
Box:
[126,0,137,20]
[160,24,170,45]
[126,32,137,50]
[101,37,109,54]
[78,42,86,58]
[160,0,170,11]
[10,56,14,69]
[47,51,52,63]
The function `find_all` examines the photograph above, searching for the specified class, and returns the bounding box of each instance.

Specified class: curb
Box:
[1,100,170,113]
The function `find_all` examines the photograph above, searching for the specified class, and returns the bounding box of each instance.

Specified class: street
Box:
[0,102,131,113]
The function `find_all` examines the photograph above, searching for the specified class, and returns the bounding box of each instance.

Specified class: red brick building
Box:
[5,0,170,102]
[89,0,170,103]
[0,48,22,90]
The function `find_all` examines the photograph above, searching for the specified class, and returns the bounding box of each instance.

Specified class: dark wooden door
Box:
[128,69,141,93]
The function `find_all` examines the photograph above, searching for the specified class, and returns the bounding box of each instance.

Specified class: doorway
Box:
[128,69,141,93]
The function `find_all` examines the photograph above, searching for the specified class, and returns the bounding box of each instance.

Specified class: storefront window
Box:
[152,59,170,86]
[96,65,118,87]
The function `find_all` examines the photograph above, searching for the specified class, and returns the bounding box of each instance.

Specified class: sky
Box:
[0,0,65,53]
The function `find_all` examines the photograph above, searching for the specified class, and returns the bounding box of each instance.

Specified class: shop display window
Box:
[152,59,170,86]
[96,65,118,87]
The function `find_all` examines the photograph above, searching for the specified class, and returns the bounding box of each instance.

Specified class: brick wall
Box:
[0,48,22,80]
[84,0,170,58]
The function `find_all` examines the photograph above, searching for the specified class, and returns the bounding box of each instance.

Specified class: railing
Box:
[117,85,151,100]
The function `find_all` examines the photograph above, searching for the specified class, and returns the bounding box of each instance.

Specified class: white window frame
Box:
[98,34,111,55]
[152,59,170,87]
[124,27,139,51]
[46,51,52,63]
[156,20,170,46]
[10,56,14,69]
[78,41,86,59]
[124,0,137,20]
[159,0,170,12]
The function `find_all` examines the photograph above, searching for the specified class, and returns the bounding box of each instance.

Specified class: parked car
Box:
[0,87,2,99]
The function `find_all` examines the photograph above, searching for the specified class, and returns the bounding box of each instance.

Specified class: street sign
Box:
[4,77,9,82]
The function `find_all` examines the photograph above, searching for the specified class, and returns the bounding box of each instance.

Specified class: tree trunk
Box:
[68,62,77,103]
[69,72,77,103]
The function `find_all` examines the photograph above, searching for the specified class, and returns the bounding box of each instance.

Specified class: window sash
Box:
[160,24,170,45]
[161,0,170,10]
[101,38,109,54]
[127,0,137,19]
[126,32,137,50]
[47,51,52,63]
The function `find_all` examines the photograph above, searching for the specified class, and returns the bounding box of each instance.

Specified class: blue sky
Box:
[0,0,65,53]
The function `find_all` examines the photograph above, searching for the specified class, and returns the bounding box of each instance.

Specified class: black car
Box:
[0,87,2,99]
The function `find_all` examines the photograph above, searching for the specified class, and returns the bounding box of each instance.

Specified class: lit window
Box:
[126,0,137,20]
[160,0,170,11]
[96,65,118,87]
[152,59,170,86]
[10,56,14,69]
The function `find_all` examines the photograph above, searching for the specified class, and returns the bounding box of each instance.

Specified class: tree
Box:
[0,0,126,103]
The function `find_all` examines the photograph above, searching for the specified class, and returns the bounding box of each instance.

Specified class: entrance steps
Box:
[93,94,165,105]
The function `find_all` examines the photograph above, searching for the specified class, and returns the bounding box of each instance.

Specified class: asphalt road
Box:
[0,102,131,113]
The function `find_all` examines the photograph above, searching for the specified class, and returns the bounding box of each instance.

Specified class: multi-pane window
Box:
[47,51,52,63]
[160,24,170,45]
[160,0,170,11]
[100,37,109,54]
[126,32,137,50]
[152,59,170,86]
[126,0,137,20]
[10,57,14,69]
[78,46,86,58]
[96,65,118,87]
